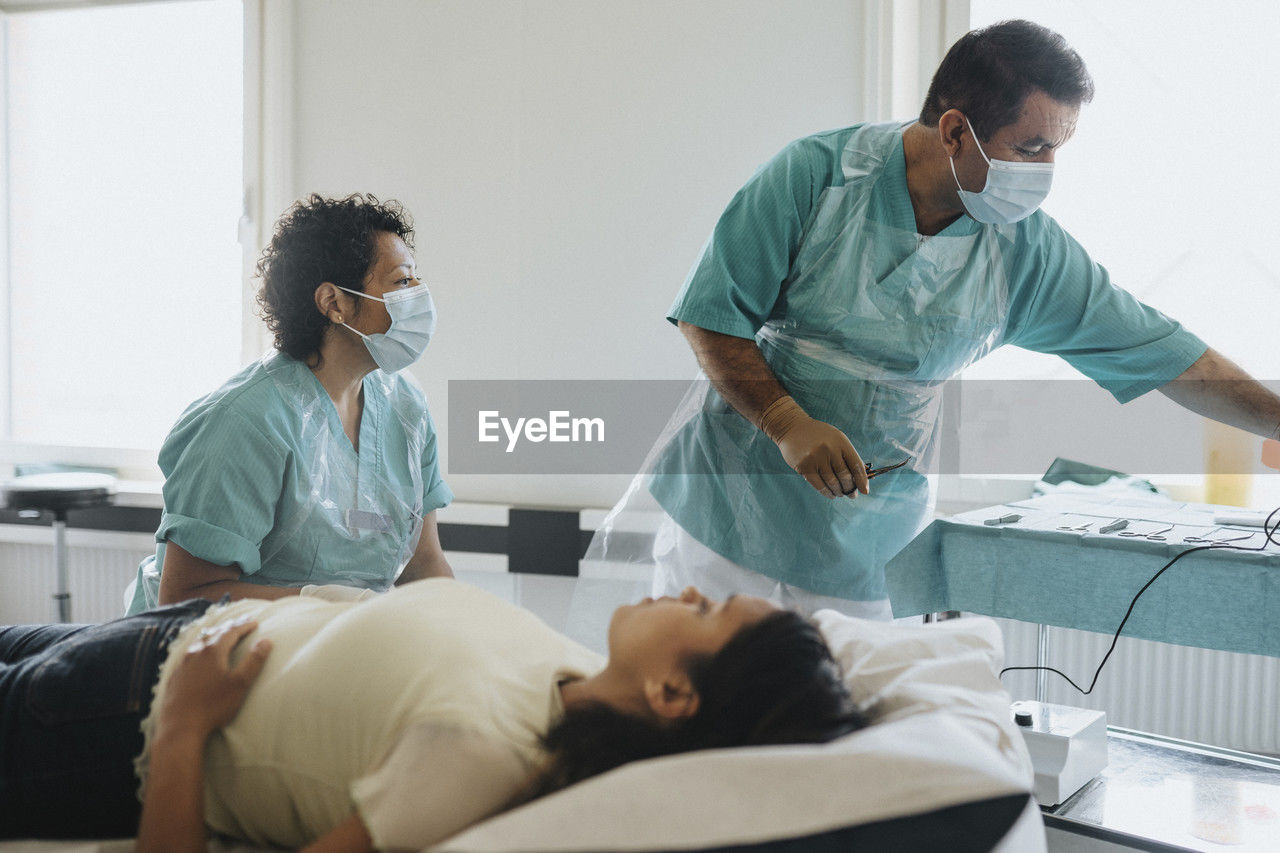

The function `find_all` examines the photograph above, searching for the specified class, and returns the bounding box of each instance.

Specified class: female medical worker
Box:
[590,19,1280,619]
[125,194,452,614]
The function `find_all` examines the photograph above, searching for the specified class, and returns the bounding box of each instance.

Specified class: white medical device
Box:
[1213,510,1270,528]
[1011,700,1108,807]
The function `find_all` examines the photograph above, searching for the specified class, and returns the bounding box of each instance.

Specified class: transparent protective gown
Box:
[588,121,1015,602]
[259,356,430,580]
[127,351,431,612]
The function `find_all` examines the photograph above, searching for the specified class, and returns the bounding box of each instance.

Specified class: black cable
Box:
[998,505,1280,695]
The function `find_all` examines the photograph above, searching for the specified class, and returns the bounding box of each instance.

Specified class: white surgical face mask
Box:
[336,283,436,373]
[949,116,1053,225]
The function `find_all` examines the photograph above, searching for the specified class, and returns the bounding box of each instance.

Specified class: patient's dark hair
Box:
[255,193,414,364]
[919,19,1094,141]
[518,610,867,803]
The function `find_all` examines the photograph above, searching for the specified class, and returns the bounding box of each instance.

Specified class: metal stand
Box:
[53,509,70,623]
[2,472,115,624]
[1036,622,1049,702]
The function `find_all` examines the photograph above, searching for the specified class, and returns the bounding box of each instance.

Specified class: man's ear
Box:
[643,671,700,721]
[314,282,346,324]
[938,109,968,158]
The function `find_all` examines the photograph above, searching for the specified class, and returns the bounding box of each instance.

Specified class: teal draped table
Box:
[885,492,1280,657]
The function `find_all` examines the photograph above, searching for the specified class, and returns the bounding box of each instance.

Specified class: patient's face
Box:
[607,587,777,673]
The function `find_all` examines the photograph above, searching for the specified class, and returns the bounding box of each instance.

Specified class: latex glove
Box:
[300,583,380,602]
[759,396,869,498]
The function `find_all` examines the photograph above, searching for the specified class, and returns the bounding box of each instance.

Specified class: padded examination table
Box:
[1,612,1042,852]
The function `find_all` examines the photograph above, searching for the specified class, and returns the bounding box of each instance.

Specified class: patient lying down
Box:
[0,578,866,851]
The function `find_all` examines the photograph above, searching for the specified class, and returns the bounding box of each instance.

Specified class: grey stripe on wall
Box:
[0,506,588,576]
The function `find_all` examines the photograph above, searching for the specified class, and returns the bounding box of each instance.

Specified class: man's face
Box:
[952,88,1080,193]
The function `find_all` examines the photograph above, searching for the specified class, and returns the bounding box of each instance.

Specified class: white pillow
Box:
[432,613,1039,853]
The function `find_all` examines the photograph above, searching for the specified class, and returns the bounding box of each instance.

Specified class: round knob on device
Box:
[1014,710,1033,727]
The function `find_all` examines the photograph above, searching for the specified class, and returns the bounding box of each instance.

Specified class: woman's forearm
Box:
[159,541,302,605]
[136,726,209,853]
[397,512,454,584]
[397,553,454,584]
[161,577,302,605]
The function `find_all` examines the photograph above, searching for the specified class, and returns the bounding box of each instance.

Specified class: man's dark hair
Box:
[919,19,1094,141]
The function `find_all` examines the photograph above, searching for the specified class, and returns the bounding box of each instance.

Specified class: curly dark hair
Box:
[255,193,414,363]
[515,609,867,804]
[919,19,1094,142]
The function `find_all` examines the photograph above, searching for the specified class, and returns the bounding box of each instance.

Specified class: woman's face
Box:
[607,587,777,675]
[346,230,421,335]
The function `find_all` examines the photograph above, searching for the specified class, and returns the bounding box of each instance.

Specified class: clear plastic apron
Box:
[589,121,1013,601]
[260,355,428,583]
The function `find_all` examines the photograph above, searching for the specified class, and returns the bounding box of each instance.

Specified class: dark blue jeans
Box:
[0,599,211,839]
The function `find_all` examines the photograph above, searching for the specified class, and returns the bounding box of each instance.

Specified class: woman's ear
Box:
[314,282,347,324]
[643,672,700,721]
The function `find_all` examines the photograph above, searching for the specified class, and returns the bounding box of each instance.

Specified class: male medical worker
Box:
[634,19,1280,619]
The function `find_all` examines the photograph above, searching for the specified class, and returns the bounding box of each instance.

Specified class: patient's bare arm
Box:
[137,619,271,853]
[136,617,374,853]
[158,541,301,604]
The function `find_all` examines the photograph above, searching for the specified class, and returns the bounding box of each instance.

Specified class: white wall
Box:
[283,0,867,508]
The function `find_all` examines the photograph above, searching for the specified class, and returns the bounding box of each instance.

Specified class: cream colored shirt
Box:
[136,579,605,850]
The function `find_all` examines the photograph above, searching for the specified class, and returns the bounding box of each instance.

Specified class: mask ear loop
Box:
[948,153,965,193]
[962,116,993,166]
[336,284,389,304]
[949,114,991,193]
[333,285,380,341]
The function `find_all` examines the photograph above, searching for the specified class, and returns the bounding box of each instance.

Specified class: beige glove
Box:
[299,584,380,602]
[758,396,869,498]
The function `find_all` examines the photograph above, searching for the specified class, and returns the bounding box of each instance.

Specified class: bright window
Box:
[5,0,243,452]
[965,0,1280,383]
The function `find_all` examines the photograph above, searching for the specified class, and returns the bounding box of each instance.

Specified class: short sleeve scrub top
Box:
[126,351,452,614]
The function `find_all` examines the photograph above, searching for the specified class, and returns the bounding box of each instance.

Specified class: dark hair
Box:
[518,610,868,803]
[919,19,1094,141]
[255,193,414,363]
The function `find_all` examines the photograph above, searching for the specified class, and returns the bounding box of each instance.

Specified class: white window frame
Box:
[858,0,970,123]
[0,0,285,482]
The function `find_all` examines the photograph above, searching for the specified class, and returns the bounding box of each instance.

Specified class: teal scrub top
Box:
[651,123,1208,598]
[127,352,452,613]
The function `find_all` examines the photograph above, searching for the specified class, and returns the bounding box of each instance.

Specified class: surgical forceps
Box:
[1065,519,1131,534]
[1056,519,1096,532]
[1183,527,1255,545]
[866,459,910,479]
[842,459,910,496]
[1119,523,1176,541]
